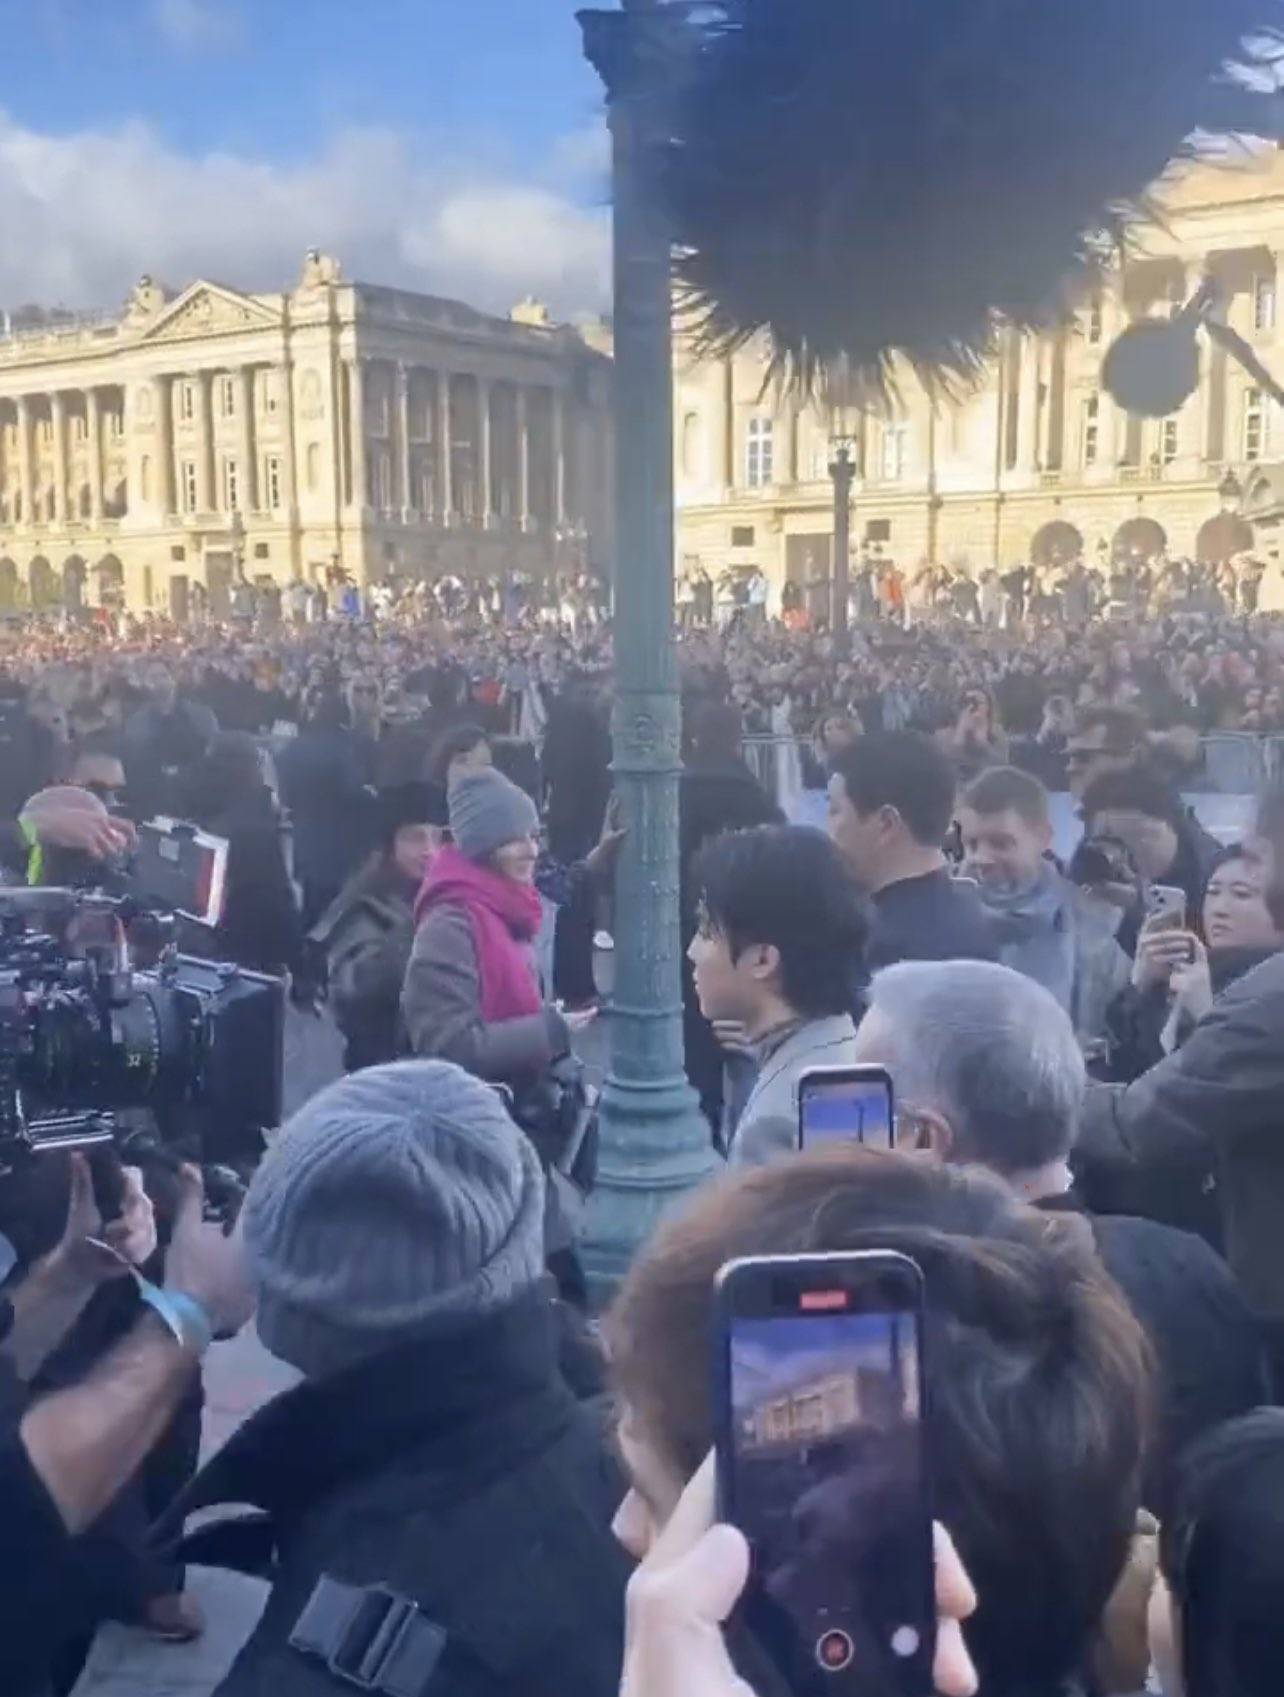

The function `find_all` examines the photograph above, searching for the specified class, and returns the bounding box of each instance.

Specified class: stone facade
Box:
[0,253,612,617]
[674,146,1284,611]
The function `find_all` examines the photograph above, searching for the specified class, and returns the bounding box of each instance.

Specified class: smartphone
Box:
[713,1252,935,1697]
[1144,884,1187,933]
[799,1066,895,1151]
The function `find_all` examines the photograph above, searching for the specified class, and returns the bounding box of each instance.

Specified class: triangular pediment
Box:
[139,281,280,342]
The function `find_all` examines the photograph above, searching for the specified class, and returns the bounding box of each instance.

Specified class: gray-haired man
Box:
[853,959,1266,1508]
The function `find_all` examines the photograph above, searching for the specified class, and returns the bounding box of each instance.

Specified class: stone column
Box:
[156,377,175,515]
[15,396,32,525]
[477,378,493,526]
[86,388,102,522]
[196,370,215,512]
[238,365,257,511]
[552,386,567,525]
[50,393,67,523]
[348,357,366,510]
[436,371,454,523]
[1015,337,1040,472]
[397,363,413,513]
[515,384,530,529]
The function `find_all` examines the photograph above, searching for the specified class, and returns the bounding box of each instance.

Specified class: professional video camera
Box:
[0,885,284,1214]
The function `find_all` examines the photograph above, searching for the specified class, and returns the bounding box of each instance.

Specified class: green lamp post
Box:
[575,0,717,1303]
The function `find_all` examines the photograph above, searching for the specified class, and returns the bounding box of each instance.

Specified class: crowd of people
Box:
[2,572,1284,1697]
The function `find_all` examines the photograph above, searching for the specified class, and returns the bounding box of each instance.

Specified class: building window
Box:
[78,484,90,518]
[265,454,283,510]
[1161,417,1179,464]
[72,415,86,443]
[1087,299,1103,345]
[262,374,278,415]
[179,383,195,423]
[180,459,198,513]
[745,417,774,488]
[731,525,756,547]
[39,420,51,445]
[1081,396,1100,467]
[140,455,152,502]
[222,457,239,511]
[219,375,236,418]
[880,423,908,482]
[1244,387,1268,462]
[107,411,123,439]
[306,442,320,491]
[1255,274,1277,334]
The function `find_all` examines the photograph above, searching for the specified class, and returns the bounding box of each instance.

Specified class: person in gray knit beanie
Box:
[243,1059,546,1379]
[448,766,539,863]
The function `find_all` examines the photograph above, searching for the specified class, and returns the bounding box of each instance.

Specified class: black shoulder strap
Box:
[289,1575,449,1696]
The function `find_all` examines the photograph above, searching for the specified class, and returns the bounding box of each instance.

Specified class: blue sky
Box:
[0,0,611,315]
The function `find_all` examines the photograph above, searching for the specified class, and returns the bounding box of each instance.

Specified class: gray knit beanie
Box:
[244,1060,545,1379]
[448,766,539,863]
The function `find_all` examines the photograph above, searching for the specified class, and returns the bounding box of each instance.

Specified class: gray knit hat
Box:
[244,1060,545,1379]
[448,766,539,863]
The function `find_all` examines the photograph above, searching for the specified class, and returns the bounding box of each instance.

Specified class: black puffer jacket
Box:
[160,1293,630,1697]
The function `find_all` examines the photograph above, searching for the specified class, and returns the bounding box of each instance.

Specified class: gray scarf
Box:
[980,861,1077,1013]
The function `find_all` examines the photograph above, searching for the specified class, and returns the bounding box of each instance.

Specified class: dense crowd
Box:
[2,578,1284,1697]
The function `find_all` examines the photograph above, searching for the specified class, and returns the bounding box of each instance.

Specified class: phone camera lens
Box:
[816,1629,855,1672]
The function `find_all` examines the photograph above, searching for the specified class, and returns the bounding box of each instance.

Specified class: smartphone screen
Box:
[799,1067,895,1151]
[714,1253,935,1697]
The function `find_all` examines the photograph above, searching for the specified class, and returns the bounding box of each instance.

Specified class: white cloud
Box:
[150,0,244,54]
[0,111,611,319]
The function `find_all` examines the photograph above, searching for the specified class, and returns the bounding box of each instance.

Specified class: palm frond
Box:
[662,0,1280,396]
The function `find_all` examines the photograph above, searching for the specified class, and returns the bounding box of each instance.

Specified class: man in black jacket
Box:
[827,732,996,973]
[853,958,1267,1511]
[160,1061,630,1697]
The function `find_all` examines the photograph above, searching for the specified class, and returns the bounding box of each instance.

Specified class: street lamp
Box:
[828,436,857,645]
[576,0,716,1302]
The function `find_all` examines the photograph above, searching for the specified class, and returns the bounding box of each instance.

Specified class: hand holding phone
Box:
[713,1252,936,1696]
[619,1455,978,1697]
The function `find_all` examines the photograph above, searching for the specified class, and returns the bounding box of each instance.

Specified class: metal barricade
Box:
[742,734,812,811]
[1197,734,1272,797]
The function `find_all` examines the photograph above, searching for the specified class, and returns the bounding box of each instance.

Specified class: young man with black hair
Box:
[826,731,996,971]
[688,825,867,1166]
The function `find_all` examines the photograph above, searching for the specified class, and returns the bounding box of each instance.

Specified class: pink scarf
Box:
[415,844,543,1021]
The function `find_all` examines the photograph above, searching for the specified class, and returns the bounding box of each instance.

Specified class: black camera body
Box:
[0,888,284,1185]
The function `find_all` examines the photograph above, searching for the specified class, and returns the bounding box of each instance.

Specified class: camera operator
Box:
[0,785,136,887]
[0,1158,251,1696]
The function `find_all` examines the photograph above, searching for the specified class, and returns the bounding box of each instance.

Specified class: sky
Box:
[0,0,611,318]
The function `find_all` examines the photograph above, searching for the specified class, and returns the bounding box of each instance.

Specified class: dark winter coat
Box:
[199,783,304,976]
[1079,950,1284,1321]
[1036,1192,1268,1511]
[161,1293,630,1697]
[312,857,418,1070]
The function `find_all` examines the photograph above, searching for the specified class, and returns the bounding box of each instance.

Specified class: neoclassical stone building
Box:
[0,251,612,617]
[674,145,1284,609]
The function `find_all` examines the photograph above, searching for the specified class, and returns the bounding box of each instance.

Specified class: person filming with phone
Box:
[1079,764,1220,958]
[606,1149,1150,1697]
[1104,846,1284,1084]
